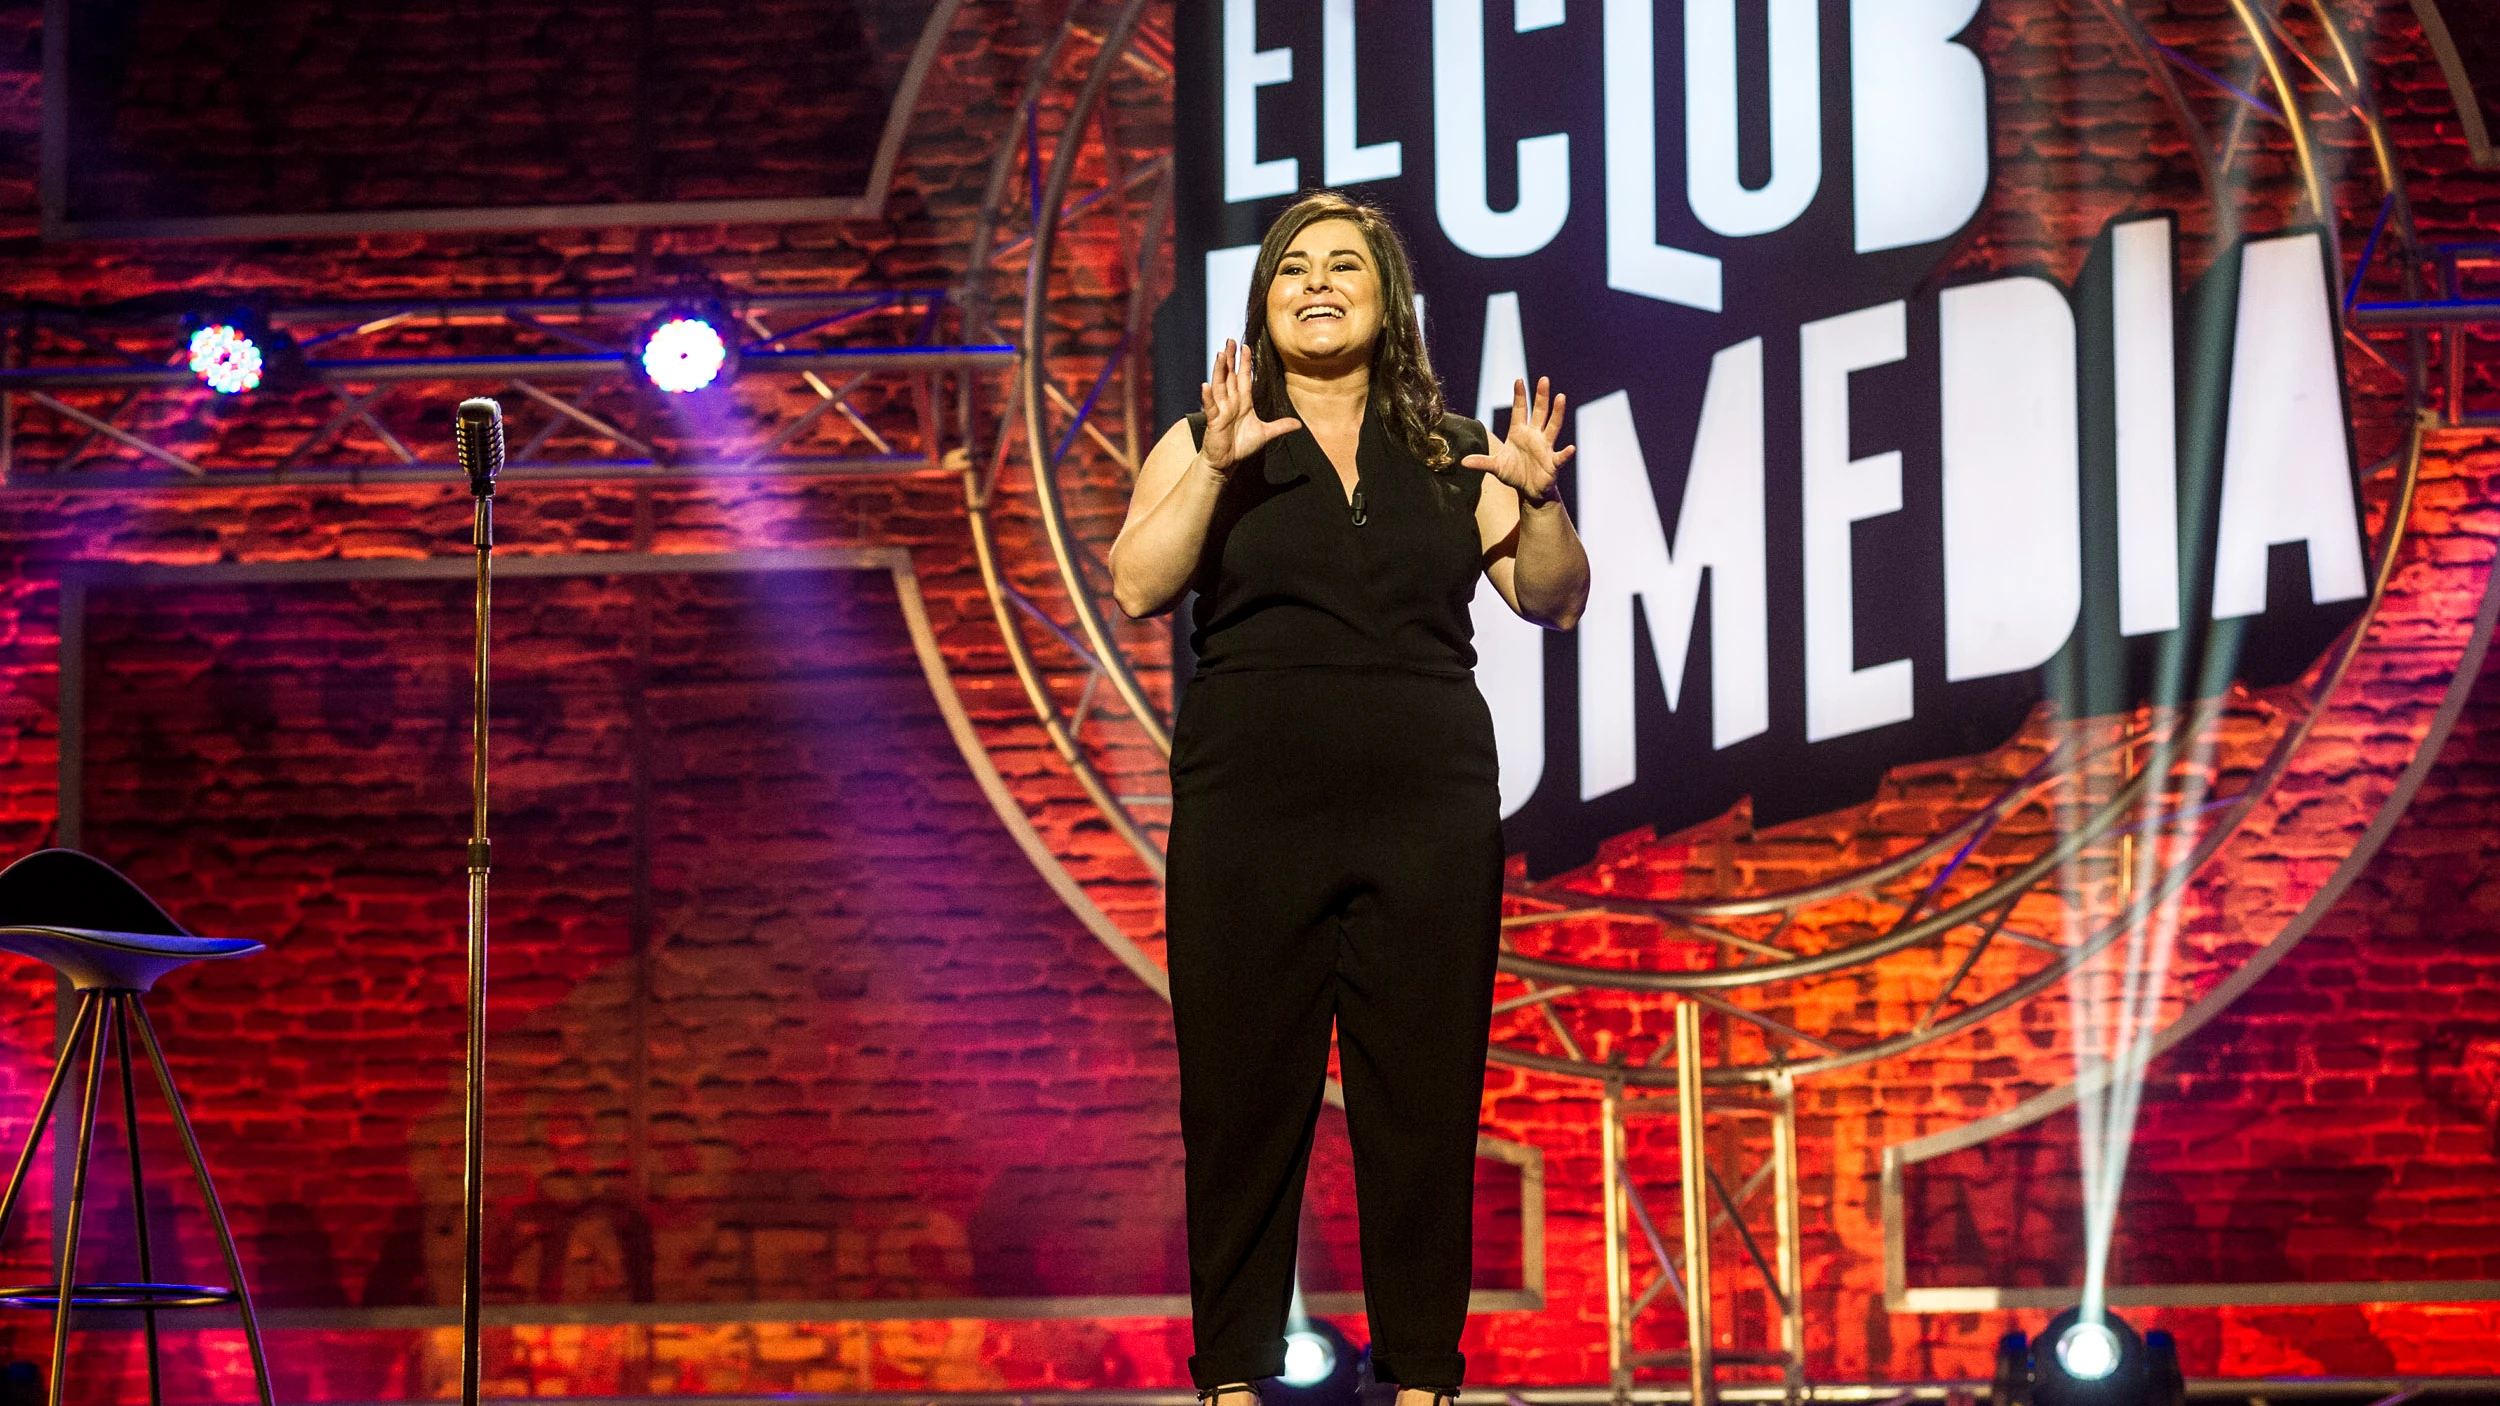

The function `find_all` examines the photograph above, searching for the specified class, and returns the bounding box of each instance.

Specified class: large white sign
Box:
[1165,0,2366,874]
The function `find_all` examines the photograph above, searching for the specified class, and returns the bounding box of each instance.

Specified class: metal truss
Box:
[1602,1008,1805,1405]
[961,0,2500,1400]
[2351,242,2500,427]
[0,291,1013,489]
[955,0,1179,885]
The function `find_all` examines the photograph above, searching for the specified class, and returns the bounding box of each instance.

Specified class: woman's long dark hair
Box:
[1242,191,1451,468]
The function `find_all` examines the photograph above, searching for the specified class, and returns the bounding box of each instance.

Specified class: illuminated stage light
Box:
[183,309,307,396]
[1265,1318,1358,1406]
[641,317,726,391]
[635,306,736,393]
[1998,1307,2184,1406]
[1280,1329,1335,1388]
[2055,1318,2123,1382]
[187,323,265,395]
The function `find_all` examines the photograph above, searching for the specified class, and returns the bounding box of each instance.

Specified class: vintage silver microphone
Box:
[451,397,501,1406]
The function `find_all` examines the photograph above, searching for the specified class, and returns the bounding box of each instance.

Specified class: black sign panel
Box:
[1159,0,2368,875]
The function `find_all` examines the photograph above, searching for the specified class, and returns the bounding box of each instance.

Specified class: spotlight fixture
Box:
[187,321,266,395]
[633,302,738,393]
[1265,1317,1360,1406]
[1280,1328,1336,1388]
[1993,1307,2184,1406]
[2054,1317,2124,1383]
[182,308,307,396]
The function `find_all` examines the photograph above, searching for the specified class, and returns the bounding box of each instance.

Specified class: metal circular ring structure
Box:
[958,0,1179,887]
[960,0,2475,1097]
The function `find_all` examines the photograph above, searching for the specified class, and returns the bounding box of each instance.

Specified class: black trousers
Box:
[1166,667,1504,1394]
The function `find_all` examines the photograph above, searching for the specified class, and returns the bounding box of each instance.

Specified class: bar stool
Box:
[0,849,274,1406]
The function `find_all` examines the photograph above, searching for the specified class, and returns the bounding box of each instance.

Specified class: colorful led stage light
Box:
[637,310,734,393]
[187,323,265,395]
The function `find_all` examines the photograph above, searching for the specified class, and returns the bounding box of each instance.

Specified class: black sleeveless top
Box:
[1185,406,1492,677]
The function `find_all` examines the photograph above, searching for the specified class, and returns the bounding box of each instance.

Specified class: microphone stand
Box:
[455,400,500,1406]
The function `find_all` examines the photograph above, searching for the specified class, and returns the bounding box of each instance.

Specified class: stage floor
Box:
[302,1382,2500,1405]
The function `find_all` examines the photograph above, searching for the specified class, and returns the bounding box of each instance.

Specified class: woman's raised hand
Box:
[1200,338,1302,474]
[1463,376,1575,504]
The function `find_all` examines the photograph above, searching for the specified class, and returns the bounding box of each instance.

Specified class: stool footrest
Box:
[0,1281,239,1310]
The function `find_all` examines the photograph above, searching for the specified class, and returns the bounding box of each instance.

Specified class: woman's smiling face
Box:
[1264,218,1383,371]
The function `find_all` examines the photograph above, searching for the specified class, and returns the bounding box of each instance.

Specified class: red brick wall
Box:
[51,0,919,224]
[46,567,1200,1397]
[0,0,2494,1398]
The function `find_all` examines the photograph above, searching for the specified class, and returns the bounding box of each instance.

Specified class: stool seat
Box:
[0,926,262,993]
[0,850,261,991]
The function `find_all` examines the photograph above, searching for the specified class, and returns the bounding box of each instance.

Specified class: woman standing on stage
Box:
[1109,191,1589,1406]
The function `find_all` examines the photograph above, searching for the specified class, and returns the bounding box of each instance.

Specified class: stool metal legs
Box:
[115,1008,162,1406]
[129,994,274,1405]
[0,989,274,1406]
[53,989,109,1403]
